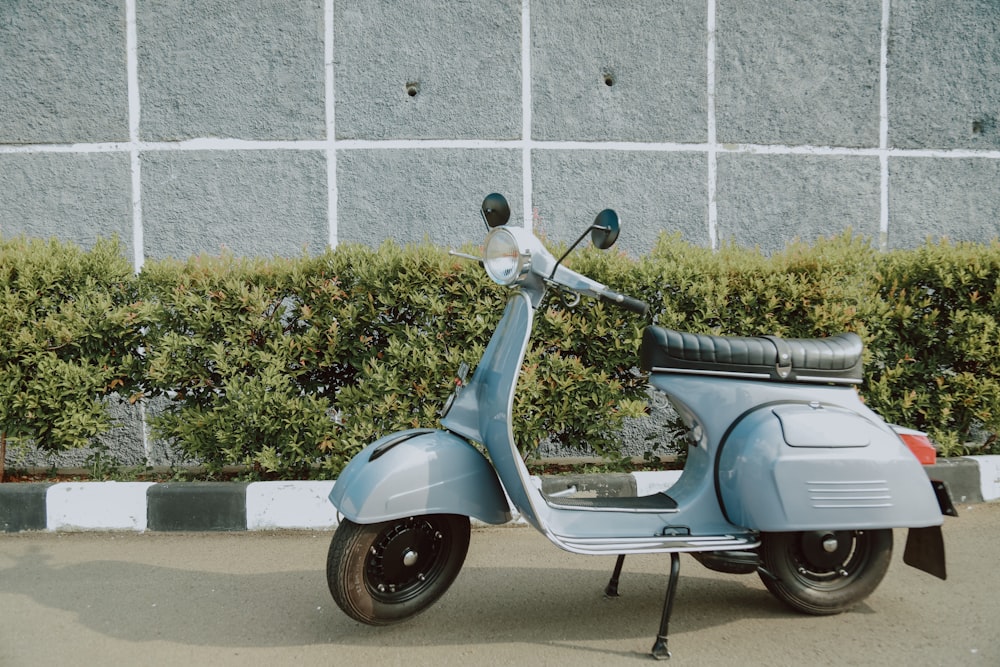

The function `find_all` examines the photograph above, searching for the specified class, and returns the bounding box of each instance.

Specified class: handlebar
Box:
[599,289,649,316]
[473,221,649,316]
[548,263,649,316]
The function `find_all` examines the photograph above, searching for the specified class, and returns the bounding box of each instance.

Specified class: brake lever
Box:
[561,291,581,308]
[448,251,483,263]
[545,280,582,309]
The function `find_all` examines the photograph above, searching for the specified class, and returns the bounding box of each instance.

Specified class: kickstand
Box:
[651,552,681,660]
[604,554,626,598]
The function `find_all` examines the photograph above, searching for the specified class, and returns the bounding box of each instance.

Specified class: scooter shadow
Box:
[332,561,810,651]
[1,547,808,652]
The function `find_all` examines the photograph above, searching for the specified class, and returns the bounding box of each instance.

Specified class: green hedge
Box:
[2,232,999,479]
[0,237,146,452]
[136,243,646,477]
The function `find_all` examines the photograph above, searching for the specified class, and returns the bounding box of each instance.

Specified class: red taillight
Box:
[891,426,937,465]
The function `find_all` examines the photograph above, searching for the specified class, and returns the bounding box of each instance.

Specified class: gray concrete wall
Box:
[5,0,1000,261]
[3,0,1000,468]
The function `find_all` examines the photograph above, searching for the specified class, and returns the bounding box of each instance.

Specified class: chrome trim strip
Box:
[796,374,862,385]
[812,503,894,509]
[650,367,861,385]
[549,533,760,555]
[542,499,679,514]
[650,367,769,380]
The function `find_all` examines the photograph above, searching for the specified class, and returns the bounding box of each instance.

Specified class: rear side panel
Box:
[717,404,943,531]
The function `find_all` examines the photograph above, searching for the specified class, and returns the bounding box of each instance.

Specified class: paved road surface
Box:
[2,502,998,666]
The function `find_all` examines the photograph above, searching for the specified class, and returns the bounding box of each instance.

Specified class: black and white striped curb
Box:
[2,457,998,533]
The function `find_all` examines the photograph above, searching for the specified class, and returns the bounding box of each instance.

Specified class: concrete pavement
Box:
[1,502,998,666]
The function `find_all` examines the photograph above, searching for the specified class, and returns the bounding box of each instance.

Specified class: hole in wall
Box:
[971,115,995,137]
[603,72,615,87]
[406,82,420,97]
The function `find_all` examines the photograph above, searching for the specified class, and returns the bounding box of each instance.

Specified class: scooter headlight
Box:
[483,227,530,286]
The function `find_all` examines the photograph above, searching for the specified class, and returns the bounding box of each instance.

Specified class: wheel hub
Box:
[365,518,445,601]
[800,530,855,573]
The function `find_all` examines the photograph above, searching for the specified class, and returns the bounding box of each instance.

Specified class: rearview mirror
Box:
[481,193,511,228]
[590,209,620,249]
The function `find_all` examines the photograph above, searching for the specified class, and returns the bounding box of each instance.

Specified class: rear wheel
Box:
[327,514,470,625]
[758,529,892,615]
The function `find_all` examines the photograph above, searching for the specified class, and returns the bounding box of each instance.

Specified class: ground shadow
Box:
[0,546,844,654]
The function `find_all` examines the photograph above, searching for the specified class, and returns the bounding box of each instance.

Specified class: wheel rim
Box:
[785,530,873,590]
[364,517,451,603]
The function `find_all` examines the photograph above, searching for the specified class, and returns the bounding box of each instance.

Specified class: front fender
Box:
[329,428,512,525]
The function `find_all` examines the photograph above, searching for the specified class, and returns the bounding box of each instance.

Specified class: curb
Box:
[2,458,998,533]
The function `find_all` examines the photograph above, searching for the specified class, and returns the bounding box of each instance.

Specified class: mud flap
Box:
[903,525,947,580]
[902,479,955,581]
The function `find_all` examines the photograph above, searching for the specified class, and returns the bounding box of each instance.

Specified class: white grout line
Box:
[706,0,718,249]
[125,0,144,272]
[521,0,533,230]
[887,147,1000,160]
[4,139,999,159]
[139,401,152,468]
[879,0,891,250]
[335,138,519,150]
[138,138,331,151]
[125,0,152,459]
[532,140,712,152]
[325,0,337,247]
[721,143,882,157]
[0,142,133,154]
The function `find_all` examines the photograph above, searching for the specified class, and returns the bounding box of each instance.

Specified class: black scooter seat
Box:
[640,327,863,384]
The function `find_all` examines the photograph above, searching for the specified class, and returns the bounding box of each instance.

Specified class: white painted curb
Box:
[15,462,997,533]
[966,455,1000,502]
[46,482,155,531]
[632,470,683,496]
[246,481,339,530]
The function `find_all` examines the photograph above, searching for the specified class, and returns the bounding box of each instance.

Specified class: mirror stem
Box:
[550,224,603,280]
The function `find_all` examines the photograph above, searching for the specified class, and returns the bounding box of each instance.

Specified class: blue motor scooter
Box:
[326,194,954,659]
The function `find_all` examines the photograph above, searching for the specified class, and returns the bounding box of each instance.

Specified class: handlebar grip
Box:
[600,290,650,316]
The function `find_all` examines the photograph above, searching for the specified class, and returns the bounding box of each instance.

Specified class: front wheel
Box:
[758,529,893,615]
[327,514,470,625]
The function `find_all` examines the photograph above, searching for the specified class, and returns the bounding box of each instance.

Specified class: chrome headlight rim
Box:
[483,227,531,286]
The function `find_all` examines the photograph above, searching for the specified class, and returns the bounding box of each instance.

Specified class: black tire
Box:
[758,529,893,615]
[326,514,470,625]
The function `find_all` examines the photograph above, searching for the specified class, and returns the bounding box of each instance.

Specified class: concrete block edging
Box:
[1,457,998,533]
